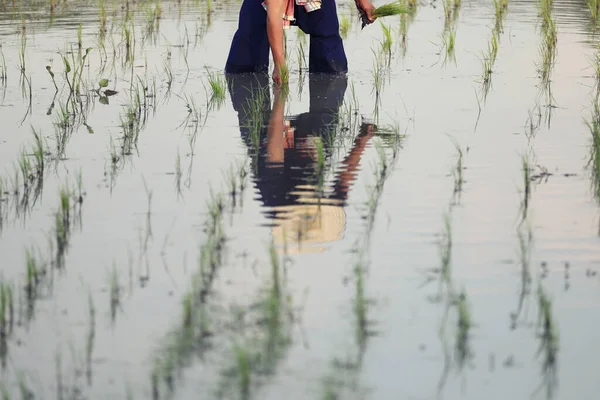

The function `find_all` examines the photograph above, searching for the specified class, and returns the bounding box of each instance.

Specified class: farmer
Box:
[225,0,377,83]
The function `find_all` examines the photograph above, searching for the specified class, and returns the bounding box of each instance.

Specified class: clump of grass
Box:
[205,67,227,109]
[443,28,456,65]
[243,83,269,152]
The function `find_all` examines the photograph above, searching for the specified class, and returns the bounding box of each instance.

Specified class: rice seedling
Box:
[31,127,46,179]
[442,28,456,65]
[99,0,107,33]
[77,23,83,49]
[454,290,472,370]
[54,186,72,269]
[0,45,7,85]
[539,0,554,27]
[371,49,385,116]
[535,284,559,398]
[371,1,409,19]
[438,213,454,292]
[18,32,26,77]
[175,151,182,198]
[479,56,493,101]
[537,18,557,90]
[234,344,251,399]
[205,67,227,109]
[493,0,509,34]
[379,21,393,66]
[589,0,600,22]
[0,281,14,339]
[339,14,350,39]
[442,0,452,21]
[109,262,121,323]
[25,247,40,301]
[520,151,534,221]
[243,83,269,152]
[448,136,464,201]
[511,223,533,328]
[488,32,499,65]
[122,21,135,65]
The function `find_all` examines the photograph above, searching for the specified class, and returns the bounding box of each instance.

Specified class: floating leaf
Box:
[99,78,109,88]
[99,96,109,105]
[104,89,118,97]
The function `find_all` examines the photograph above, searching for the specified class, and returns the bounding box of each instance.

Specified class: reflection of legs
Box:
[309,74,347,113]
[225,0,270,73]
[293,74,347,133]
[226,73,271,144]
[294,0,348,73]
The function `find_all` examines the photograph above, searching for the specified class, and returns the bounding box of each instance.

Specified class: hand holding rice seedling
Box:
[358,1,410,29]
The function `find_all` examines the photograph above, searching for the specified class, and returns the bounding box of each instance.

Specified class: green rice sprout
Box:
[205,67,227,108]
[442,28,456,65]
[380,22,393,66]
[372,1,410,18]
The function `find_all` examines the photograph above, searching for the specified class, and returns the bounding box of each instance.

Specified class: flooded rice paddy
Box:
[1,0,600,398]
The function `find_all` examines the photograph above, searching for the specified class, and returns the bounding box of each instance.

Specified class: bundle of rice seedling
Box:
[372,2,410,17]
[358,1,410,28]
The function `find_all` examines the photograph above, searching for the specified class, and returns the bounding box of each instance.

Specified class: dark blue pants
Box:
[225,0,348,74]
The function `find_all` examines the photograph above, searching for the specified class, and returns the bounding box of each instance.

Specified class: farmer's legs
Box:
[294,0,348,73]
[225,0,270,73]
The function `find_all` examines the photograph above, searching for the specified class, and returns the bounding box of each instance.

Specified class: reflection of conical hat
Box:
[270,185,346,255]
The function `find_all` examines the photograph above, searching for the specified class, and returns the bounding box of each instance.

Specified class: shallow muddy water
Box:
[1,0,600,399]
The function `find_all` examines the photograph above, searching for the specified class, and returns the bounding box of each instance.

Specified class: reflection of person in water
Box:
[227,73,375,253]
